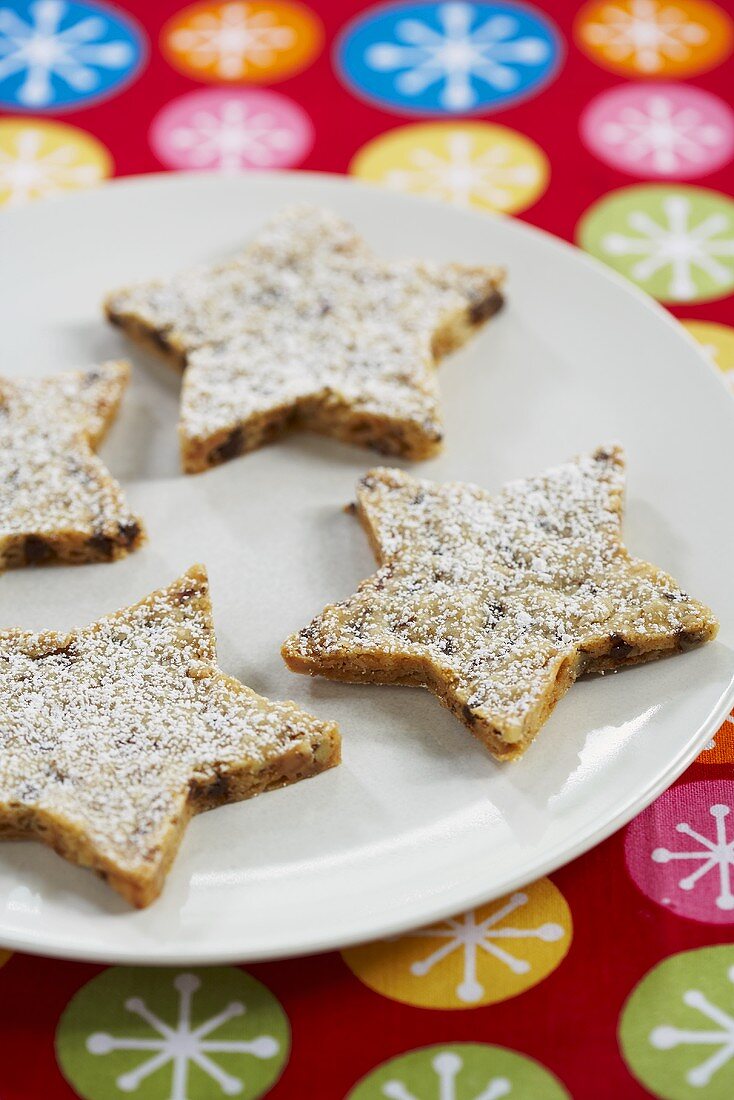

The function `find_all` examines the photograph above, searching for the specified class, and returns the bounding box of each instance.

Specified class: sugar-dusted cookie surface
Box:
[282,448,718,761]
[0,361,144,569]
[105,205,505,473]
[0,565,340,906]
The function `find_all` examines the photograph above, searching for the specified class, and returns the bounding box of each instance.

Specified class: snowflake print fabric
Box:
[0,117,111,206]
[579,184,734,303]
[581,83,734,179]
[347,1043,571,1100]
[350,120,548,214]
[149,87,313,171]
[0,0,145,110]
[575,0,733,77]
[343,877,571,1008]
[55,966,290,1100]
[625,780,734,922]
[336,1,562,115]
[1,0,734,1094]
[161,0,322,84]
[620,946,734,1100]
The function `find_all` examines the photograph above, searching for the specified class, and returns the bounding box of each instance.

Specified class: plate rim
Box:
[2,169,734,965]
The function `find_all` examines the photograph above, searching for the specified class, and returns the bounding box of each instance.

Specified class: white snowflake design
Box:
[599,94,726,174]
[382,131,539,209]
[0,126,101,206]
[168,98,296,169]
[365,2,551,111]
[87,972,280,1098]
[383,1050,511,1100]
[0,0,135,107]
[400,894,564,1003]
[650,963,734,1088]
[582,0,709,74]
[652,801,734,911]
[169,1,295,79]
[601,194,734,300]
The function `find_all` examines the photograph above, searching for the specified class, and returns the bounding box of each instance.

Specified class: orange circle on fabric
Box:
[162,0,323,84]
[342,877,572,1009]
[697,709,734,764]
[575,0,733,78]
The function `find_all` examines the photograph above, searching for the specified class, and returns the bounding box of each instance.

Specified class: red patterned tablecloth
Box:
[1,1,733,1097]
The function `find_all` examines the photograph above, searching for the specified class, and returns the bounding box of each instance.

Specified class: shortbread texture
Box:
[105,205,505,472]
[0,565,340,906]
[282,448,718,761]
[0,361,144,569]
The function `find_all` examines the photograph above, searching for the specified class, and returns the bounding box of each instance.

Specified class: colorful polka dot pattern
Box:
[0,0,146,112]
[350,120,548,213]
[336,2,564,116]
[578,184,734,303]
[575,0,733,78]
[625,781,734,923]
[56,967,290,1100]
[161,1,323,84]
[620,946,734,1099]
[0,2,732,1098]
[342,877,572,1008]
[580,83,734,179]
[149,87,314,171]
[0,117,112,206]
[347,1043,572,1099]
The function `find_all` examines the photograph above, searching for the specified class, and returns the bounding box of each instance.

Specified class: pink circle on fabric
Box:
[625,780,734,924]
[581,82,734,179]
[149,87,314,171]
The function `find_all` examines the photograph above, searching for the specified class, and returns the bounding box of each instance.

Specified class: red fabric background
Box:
[0,2,733,1097]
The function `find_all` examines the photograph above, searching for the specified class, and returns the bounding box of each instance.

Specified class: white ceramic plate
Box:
[2,171,733,964]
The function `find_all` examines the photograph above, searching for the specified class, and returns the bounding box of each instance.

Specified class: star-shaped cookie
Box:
[0,360,144,569]
[282,448,718,761]
[0,565,340,906]
[105,205,505,473]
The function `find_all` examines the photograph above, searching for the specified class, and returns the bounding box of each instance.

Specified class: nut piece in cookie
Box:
[0,361,145,569]
[105,205,505,472]
[282,448,717,761]
[0,565,340,906]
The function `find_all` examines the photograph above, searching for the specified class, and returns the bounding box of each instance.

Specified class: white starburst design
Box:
[382,131,538,209]
[365,1,550,111]
[601,195,734,300]
[170,1,295,79]
[0,0,134,107]
[168,99,296,169]
[401,894,564,1003]
[582,0,709,73]
[652,801,734,911]
[87,972,279,1098]
[383,1050,511,1100]
[599,94,725,174]
[0,126,101,206]
[650,963,734,1088]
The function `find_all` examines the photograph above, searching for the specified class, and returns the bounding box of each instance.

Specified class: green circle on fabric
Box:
[347,1042,570,1099]
[55,965,290,1099]
[620,945,734,1099]
[578,185,734,304]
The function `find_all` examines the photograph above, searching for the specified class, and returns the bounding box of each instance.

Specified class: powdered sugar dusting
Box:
[285,448,717,753]
[105,205,504,457]
[0,567,336,874]
[0,362,142,565]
